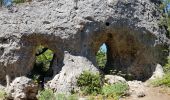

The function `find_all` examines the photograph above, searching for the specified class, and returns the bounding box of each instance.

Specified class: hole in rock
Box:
[96,43,107,69]
[96,34,145,81]
[27,45,54,90]
[105,22,110,26]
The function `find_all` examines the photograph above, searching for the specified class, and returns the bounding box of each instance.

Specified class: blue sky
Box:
[101,44,107,52]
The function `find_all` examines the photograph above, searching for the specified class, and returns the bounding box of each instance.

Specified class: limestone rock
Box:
[128,81,146,98]
[45,52,99,93]
[150,64,164,80]
[105,75,127,84]
[6,76,38,100]
[0,0,169,93]
[0,84,5,90]
[137,91,146,98]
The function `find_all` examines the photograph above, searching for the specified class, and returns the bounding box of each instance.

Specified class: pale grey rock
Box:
[128,81,146,98]
[0,84,5,90]
[137,91,146,98]
[150,64,164,80]
[0,0,169,94]
[45,52,99,93]
[6,76,38,100]
[105,75,127,84]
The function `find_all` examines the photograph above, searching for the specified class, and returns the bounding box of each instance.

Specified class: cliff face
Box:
[0,0,169,93]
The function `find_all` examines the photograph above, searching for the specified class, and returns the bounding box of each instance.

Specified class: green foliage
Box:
[77,71,103,95]
[96,48,106,69]
[38,89,56,100]
[151,57,170,87]
[0,90,6,100]
[102,83,129,100]
[36,46,54,72]
[66,94,78,100]
[13,0,26,4]
[151,73,170,87]
[55,94,66,100]
[55,94,78,100]
[164,57,170,73]
[28,46,54,83]
[158,0,170,38]
[150,57,170,87]
[38,89,78,100]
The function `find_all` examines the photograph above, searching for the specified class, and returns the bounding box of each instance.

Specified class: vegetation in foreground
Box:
[36,71,129,100]
[150,57,170,87]
[0,90,6,100]
[77,71,102,95]
[102,83,129,99]
[151,73,170,87]
[38,89,79,100]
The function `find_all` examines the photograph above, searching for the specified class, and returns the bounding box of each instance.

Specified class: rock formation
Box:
[6,76,38,100]
[0,0,169,93]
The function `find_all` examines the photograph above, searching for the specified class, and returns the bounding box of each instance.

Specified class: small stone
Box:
[137,91,146,98]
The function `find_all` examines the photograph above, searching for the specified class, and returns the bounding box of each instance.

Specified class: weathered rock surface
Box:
[45,52,98,93]
[127,81,146,98]
[0,0,169,93]
[0,84,5,90]
[149,64,164,80]
[104,75,127,84]
[6,76,38,100]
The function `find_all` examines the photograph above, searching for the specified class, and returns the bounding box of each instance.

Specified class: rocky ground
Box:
[120,81,170,100]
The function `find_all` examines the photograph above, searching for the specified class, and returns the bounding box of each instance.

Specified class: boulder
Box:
[104,75,127,84]
[150,64,165,80]
[45,52,99,93]
[6,76,38,100]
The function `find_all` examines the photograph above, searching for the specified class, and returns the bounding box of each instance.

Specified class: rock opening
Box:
[27,46,54,89]
[96,43,107,69]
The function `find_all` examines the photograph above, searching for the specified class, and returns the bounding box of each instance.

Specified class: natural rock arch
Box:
[0,0,169,93]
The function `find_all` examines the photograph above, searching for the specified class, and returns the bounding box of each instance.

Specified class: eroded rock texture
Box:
[0,0,169,93]
[6,76,38,100]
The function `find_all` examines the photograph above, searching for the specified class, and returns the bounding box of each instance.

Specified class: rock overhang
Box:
[0,0,169,93]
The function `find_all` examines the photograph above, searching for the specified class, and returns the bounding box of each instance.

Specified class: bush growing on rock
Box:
[0,90,6,100]
[77,71,103,95]
[150,57,170,87]
[151,73,170,87]
[102,82,129,100]
[38,89,55,100]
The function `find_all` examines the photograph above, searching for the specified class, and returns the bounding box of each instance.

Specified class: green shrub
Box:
[77,71,103,95]
[36,46,54,72]
[55,94,78,100]
[164,57,170,73]
[151,73,170,87]
[96,48,106,69]
[150,57,170,87]
[66,94,78,100]
[55,94,66,100]
[38,89,79,100]
[0,90,6,100]
[38,89,56,100]
[13,0,26,4]
[102,82,129,100]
